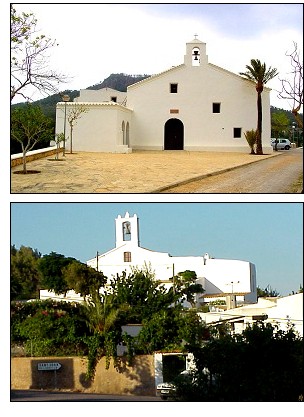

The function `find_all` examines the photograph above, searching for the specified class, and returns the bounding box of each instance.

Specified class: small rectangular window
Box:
[233,127,242,138]
[213,103,221,113]
[170,83,178,93]
[111,96,117,102]
[124,252,131,262]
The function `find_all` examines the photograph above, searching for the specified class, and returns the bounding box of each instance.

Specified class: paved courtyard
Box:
[11,150,279,193]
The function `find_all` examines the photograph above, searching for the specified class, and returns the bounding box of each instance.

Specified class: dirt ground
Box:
[11,150,279,193]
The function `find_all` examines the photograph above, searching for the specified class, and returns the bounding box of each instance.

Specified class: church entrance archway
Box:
[164,118,184,150]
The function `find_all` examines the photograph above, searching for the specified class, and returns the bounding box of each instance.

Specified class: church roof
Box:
[187,37,205,44]
[128,64,184,90]
[56,101,133,110]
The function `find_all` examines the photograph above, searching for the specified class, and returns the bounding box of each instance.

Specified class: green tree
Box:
[81,268,205,375]
[240,59,278,155]
[185,322,303,401]
[11,6,67,102]
[11,245,41,300]
[174,270,204,307]
[63,260,107,299]
[12,300,90,356]
[257,285,280,297]
[136,308,184,353]
[109,269,176,323]
[11,104,54,173]
[271,111,290,150]
[38,252,76,295]
[136,308,209,354]
[83,289,126,376]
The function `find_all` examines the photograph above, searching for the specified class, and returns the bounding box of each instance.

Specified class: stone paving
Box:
[11,150,279,193]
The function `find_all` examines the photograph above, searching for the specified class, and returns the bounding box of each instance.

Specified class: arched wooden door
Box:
[164,118,184,150]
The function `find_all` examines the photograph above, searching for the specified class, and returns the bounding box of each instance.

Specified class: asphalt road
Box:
[163,148,303,193]
[11,389,161,402]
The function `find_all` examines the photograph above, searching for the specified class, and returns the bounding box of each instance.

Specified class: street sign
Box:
[38,362,61,371]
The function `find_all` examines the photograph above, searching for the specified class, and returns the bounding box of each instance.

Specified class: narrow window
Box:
[124,252,131,262]
[213,103,221,113]
[170,83,178,93]
[122,121,125,145]
[233,127,242,138]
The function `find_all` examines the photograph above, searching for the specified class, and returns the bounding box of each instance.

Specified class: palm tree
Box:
[240,59,278,154]
[84,291,128,377]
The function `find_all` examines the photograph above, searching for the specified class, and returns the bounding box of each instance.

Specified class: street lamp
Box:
[62,94,70,156]
[292,122,296,147]
[226,280,240,309]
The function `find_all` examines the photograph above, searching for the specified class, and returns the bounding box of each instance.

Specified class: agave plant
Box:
[244,129,258,154]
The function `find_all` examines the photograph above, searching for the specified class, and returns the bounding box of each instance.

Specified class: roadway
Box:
[11,389,161,401]
[162,148,303,193]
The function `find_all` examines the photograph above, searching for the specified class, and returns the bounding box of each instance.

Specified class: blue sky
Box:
[11,202,303,296]
[10,2,303,110]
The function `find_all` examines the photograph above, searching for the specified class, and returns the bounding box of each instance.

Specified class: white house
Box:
[40,212,257,305]
[55,38,272,154]
[198,292,303,337]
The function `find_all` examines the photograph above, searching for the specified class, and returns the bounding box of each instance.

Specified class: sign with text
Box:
[37,362,61,371]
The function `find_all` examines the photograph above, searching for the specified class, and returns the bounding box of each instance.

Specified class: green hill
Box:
[11,73,150,121]
[87,73,150,92]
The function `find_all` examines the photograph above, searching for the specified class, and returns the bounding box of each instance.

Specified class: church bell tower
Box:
[184,35,208,67]
[115,212,140,248]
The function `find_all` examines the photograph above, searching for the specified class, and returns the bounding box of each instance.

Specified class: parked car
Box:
[156,370,194,400]
[271,138,291,150]
[156,381,177,400]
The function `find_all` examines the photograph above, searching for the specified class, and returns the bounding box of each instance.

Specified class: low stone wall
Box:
[11,146,64,167]
[11,355,156,396]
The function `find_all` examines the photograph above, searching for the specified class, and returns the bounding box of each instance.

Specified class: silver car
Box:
[156,381,177,400]
[271,138,291,150]
[156,370,192,400]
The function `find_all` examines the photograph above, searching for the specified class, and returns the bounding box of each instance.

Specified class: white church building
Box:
[41,212,257,306]
[55,38,272,154]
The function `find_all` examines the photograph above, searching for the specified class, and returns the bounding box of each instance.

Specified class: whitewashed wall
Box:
[56,102,132,153]
[74,88,127,104]
[127,40,272,153]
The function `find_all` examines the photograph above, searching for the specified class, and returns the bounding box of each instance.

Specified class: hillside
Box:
[86,73,150,92]
[11,73,150,121]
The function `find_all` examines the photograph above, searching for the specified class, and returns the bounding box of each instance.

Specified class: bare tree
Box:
[11,6,68,102]
[278,42,303,129]
[67,105,89,153]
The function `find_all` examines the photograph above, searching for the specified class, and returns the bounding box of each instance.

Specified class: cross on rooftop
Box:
[194,33,198,39]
